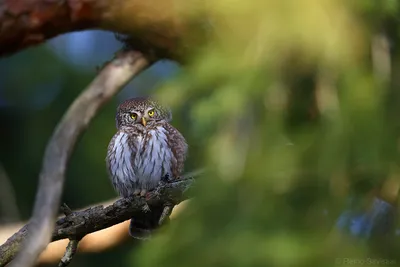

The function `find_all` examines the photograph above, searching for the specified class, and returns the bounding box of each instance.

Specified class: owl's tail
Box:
[129,204,171,240]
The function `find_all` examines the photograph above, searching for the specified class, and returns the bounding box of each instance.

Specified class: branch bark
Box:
[0,178,194,267]
[0,0,100,57]
[0,0,204,60]
[7,50,153,267]
[58,239,79,267]
[58,204,79,267]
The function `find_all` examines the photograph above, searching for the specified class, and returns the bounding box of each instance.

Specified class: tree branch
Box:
[7,50,153,267]
[0,178,194,267]
[0,0,100,57]
[58,204,79,267]
[58,239,79,267]
[0,0,202,60]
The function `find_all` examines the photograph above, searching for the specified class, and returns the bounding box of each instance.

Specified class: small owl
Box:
[106,97,188,239]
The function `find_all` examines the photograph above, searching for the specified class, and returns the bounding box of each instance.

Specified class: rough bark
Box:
[0,0,100,56]
[0,0,203,60]
[0,177,194,267]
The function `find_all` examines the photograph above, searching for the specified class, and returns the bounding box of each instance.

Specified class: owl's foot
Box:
[141,192,151,212]
[133,188,148,197]
[140,189,147,197]
[131,189,151,212]
[136,189,151,212]
[142,203,151,213]
[133,189,141,196]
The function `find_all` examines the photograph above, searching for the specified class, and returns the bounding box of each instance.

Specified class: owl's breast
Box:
[134,126,174,188]
[106,126,175,195]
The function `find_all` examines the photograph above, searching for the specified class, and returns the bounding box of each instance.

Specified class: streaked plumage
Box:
[106,97,188,239]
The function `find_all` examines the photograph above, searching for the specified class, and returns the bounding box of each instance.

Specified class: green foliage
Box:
[133,1,400,266]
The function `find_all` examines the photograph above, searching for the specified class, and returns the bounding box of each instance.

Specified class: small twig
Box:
[58,204,80,267]
[58,239,79,267]
[8,51,153,267]
[60,204,73,216]
[0,177,196,267]
[58,203,80,266]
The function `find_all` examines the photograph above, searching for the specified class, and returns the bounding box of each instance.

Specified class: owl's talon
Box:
[133,189,141,196]
[140,189,147,197]
[142,203,151,213]
[145,192,154,200]
[157,180,166,188]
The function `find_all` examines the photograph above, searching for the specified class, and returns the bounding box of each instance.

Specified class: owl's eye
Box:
[148,110,155,117]
[130,113,137,120]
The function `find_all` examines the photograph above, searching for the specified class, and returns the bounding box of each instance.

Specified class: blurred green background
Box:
[2,0,400,266]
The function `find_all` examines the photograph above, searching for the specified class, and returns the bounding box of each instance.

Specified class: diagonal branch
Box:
[58,239,79,267]
[0,177,194,267]
[7,50,153,267]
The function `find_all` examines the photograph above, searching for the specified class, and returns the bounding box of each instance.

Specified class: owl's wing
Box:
[106,130,139,197]
[164,123,188,178]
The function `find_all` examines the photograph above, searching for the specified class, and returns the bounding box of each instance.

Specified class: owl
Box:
[106,97,188,239]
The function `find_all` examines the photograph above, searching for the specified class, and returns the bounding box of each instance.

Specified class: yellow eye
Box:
[148,110,155,117]
[130,113,137,120]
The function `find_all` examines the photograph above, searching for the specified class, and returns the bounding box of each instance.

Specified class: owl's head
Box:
[115,97,172,128]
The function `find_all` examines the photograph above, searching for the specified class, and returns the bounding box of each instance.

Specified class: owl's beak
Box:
[141,117,147,126]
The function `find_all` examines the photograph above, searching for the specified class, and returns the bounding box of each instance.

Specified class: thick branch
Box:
[0,0,102,57]
[0,0,203,59]
[0,178,194,267]
[8,51,152,267]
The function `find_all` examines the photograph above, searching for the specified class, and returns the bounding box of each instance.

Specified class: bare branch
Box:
[60,204,73,217]
[58,240,79,267]
[0,0,199,59]
[57,203,79,267]
[7,51,153,267]
[0,177,194,267]
[57,203,80,266]
[0,0,101,57]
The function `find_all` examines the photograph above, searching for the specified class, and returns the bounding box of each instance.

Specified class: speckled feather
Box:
[106,123,186,196]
